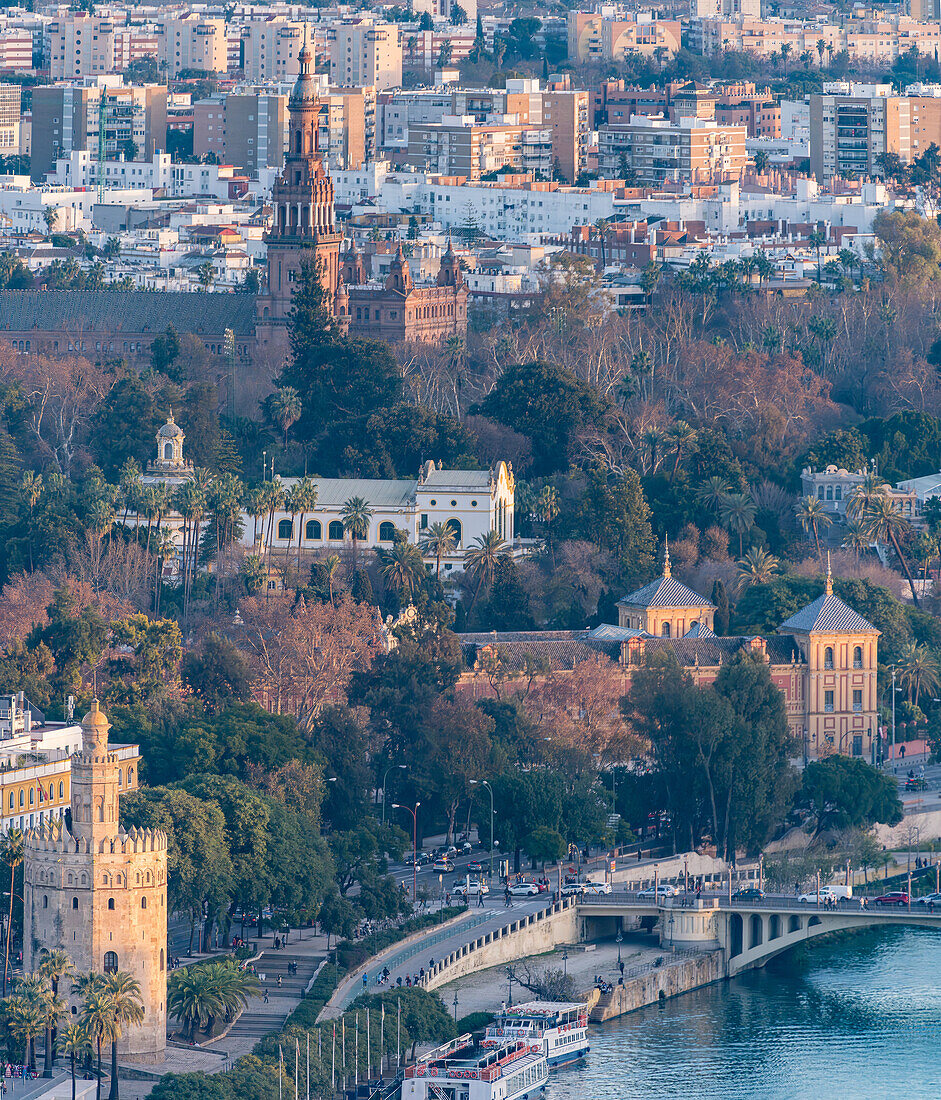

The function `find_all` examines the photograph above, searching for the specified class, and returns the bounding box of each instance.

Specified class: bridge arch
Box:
[749,914,764,949]
[788,915,801,933]
[730,913,743,958]
[769,914,781,940]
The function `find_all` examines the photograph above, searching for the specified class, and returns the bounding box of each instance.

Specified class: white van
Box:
[798,883,852,903]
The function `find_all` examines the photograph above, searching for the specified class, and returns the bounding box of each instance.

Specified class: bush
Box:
[456,1011,494,1033]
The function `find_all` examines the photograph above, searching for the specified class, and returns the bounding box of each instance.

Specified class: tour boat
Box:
[482,1002,590,1068]
[402,1037,548,1100]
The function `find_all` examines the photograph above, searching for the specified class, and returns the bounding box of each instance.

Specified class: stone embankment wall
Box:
[590,950,724,1021]
[423,901,579,992]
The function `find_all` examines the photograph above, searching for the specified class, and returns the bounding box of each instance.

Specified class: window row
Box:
[823,646,864,669]
[276,518,463,545]
[822,689,864,713]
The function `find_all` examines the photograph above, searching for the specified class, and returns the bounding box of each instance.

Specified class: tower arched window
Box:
[42,896,48,909]
[142,897,147,909]
[117,769,122,787]
[446,519,462,545]
[127,768,133,787]
[71,898,79,910]
[18,791,23,808]
[164,442,173,461]
[306,519,322,540]
[28,788,33,806]
[108,898,115,910]
[59,782,64,799]
[160,949,165,972]
[661,622,671,638]
[378,522,396,541]
[853,646,863,669]
[328,520,344,540]
[103,952,118,974]
[278,519,293,540]
[824,646,834,669]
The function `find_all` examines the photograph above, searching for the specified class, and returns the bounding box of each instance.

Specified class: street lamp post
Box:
[668,913,675,952]
[561,950,568,978]
[470,779,495,880]
[506,966,516,1008]
[616,929,622,965]
[393,802,421,902]
[452,991,459,1025]
[381,764,408,825]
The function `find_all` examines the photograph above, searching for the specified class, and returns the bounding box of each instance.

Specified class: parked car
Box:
[452,881,489,898]
[433,858,455,872]
[508,882,541,897]
[458,841,473,853]
[732,887,765,901]
[874,892,909,907]
[637,884,679,899]
[467,860,485,874]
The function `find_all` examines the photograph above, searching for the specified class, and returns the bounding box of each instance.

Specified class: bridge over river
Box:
[577,892,941,976]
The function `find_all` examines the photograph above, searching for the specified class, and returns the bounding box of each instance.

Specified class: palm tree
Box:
[173,478,208,624]
[0,828,23,997]
[269,386,302,449]
[341,496,372,565]
[322,553,341,606]
[841,521,870,566]
[846,472,886,522]
[58,1023,92,1100]
[378,537,426,602]
[863,495,921,607]
[262,477,285,583]
[593,217,611,269]
[696,476,731,515]
[419,521,458,580]
[641,427,663,474]
[102,971,144,1100]
[243,485,267,548]
[718,492,757,557]
[79,988,117,1100]
[896,641,941,705]
[666,421,697,481]
[117,458,143,532]
[736,546,780,592]
[795,495,833,562]
[289,477,318,572]
[8,982,46,1072]
[152,526,176,616]
[21,470,42,570]
[201,960,258,1026]
[38,949,73,1075]
[463,530,508,615]
[167,967,224,1042]
[536,486,560,565]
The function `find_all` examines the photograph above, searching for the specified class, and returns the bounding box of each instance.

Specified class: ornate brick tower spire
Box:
[70,699,120,848]
[256,41,343,361]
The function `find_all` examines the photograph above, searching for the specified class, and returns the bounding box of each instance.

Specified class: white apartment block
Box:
[47,14,118,79]
[690,0,759,16]
[0,28,32,72]
[51,150,246,200]
[329,19,401,90]
[0,84,20,152]
[156,15,229,76]
[241,18,311,82]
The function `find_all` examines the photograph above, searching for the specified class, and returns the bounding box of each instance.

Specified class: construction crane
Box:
[97,89,107,205]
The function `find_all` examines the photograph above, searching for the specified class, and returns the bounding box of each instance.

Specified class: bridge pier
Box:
[658,900,720,951]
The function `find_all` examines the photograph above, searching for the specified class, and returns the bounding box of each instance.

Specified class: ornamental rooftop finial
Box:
[663,535,671,578]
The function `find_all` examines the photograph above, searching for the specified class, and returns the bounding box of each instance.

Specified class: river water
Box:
[546,927,941,1100]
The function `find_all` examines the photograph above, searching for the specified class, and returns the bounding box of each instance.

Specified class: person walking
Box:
[504,887,511,907]
[363,973,368,990]
[263,989,269,1004]
[619,960,624,977]
[477,890,485,908]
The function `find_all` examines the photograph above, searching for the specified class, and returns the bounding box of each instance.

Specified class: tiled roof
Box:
[421,469,493,490]
[628,635,805,666]
[0,290,257,337]
[684,621,715,638]
[778,594,878,635]
[458,631,620,673]
[617,575,715,611]
[587,624,647,641]
[281,476,417,509]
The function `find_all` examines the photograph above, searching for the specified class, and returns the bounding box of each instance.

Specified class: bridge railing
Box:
[576,889,941,916]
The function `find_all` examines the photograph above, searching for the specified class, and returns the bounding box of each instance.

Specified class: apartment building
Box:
[379,83,541,151]
[241,18,312,82]
[543,87,590,183]
[47,14,118,79]
[403,28,477,68]
[0,84,20,153]
[0,28,32,72]
[809,85,909,181]
[321,86,376,170]
[598,115,748,183]
[407,119,553,180]
[156,15,229,76]
[329,19,401,90]
[31,82,167,181]
[690,0,760,14]
[567,11,682,63]
[715,96,780,138]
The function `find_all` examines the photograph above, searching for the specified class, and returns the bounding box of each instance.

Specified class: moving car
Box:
[579,881,612,896]
[562,880,612,897]
[404,852,431,867]
[452,881,489,898]
[432,858,455,872]
[798,885,851,903]
[733,887,765,901]
[637,884,679,899]
[874,891,909,907]
[915,891,941,906]
[467,860,485,873]
[507,881,541,897]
